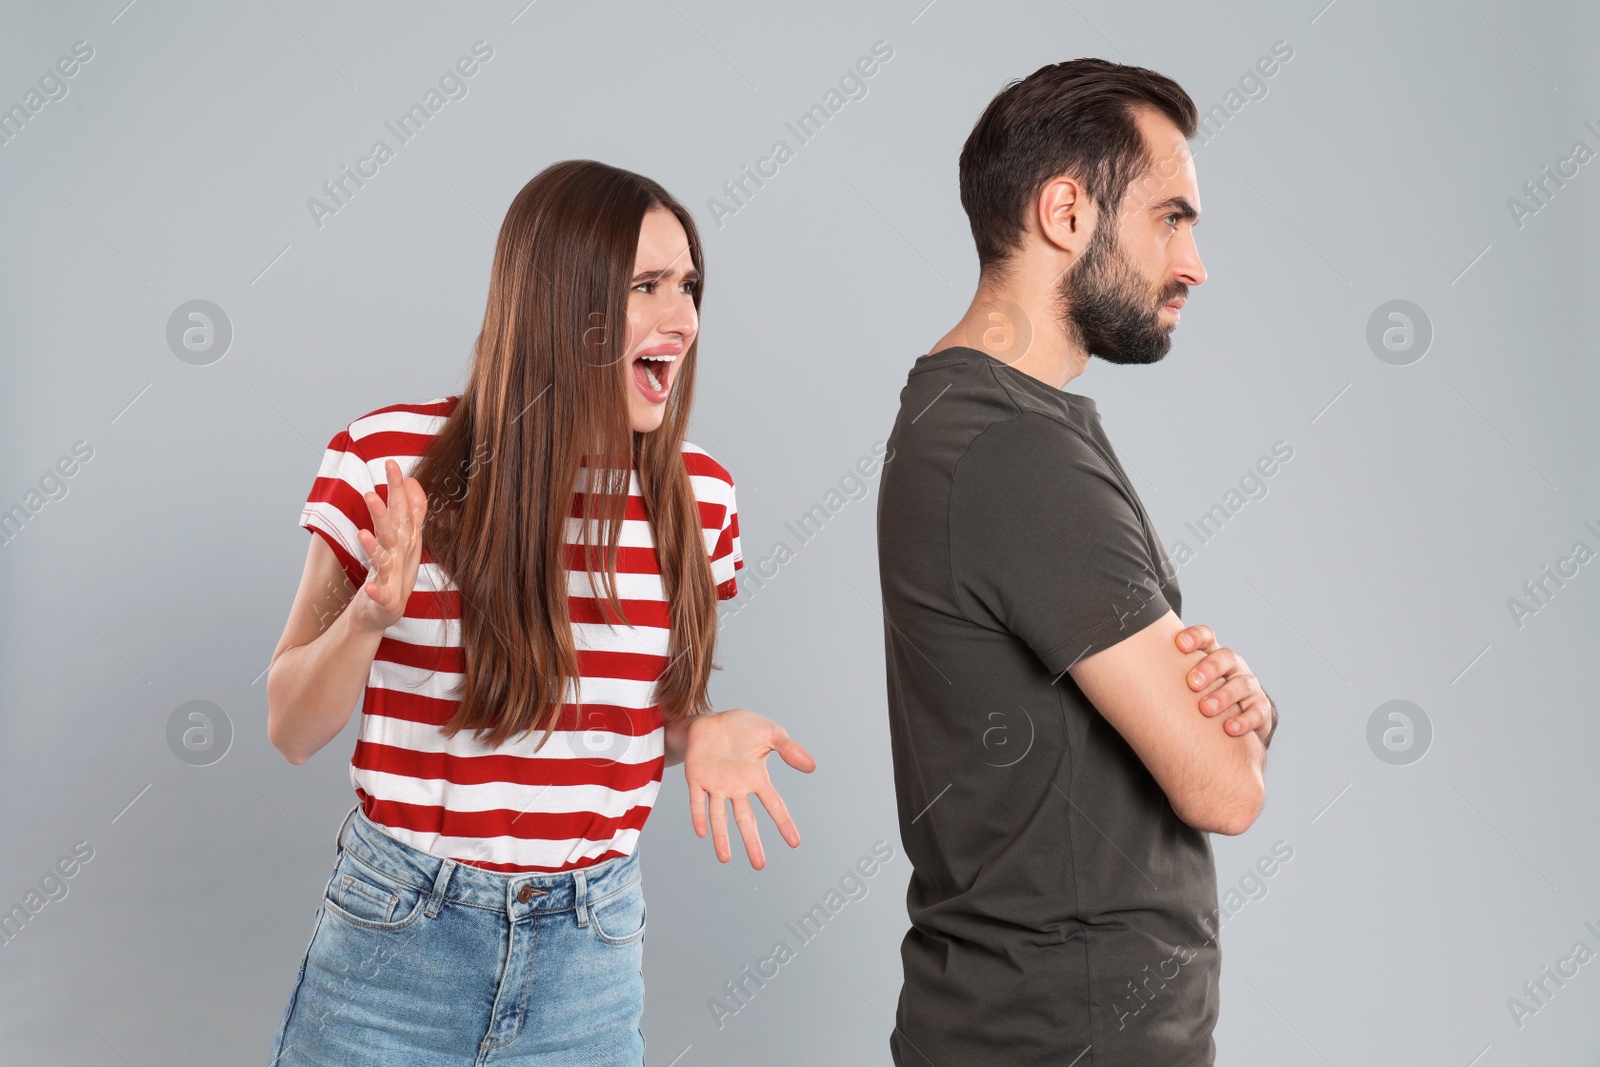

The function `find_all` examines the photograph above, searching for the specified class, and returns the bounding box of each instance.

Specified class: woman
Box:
[264,159,813,1064]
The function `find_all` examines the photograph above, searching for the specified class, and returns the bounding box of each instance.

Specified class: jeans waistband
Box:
[333,804,641,922]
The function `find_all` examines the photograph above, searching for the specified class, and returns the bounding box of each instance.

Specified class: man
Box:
[876,58,1279,1066]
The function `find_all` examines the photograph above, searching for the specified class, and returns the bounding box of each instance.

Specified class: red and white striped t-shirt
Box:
[298,396,743,873]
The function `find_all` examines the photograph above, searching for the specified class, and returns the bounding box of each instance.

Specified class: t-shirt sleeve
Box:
[298,424,378,596]
[949,412,1173,677]
[710,476,743,602]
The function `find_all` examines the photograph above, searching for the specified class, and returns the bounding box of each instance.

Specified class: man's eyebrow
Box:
[1149,195,1200,224]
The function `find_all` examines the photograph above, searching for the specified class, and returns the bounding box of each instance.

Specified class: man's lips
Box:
[1164,297,1186,311]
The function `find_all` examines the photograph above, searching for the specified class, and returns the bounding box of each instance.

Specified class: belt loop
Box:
[335,804,360,855]
[425,859,456,918]
[573,868,590,927]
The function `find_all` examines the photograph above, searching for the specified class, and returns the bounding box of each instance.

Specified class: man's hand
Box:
[1174,624,1276,745]
[683,708,817,869]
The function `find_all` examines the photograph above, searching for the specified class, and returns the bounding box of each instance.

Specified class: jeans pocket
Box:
[323,852,427,931]
[588,881,647,946]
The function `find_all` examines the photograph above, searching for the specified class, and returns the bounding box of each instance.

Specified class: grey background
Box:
[1,0,1596,1063]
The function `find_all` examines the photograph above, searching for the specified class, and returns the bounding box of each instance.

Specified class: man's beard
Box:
[1055,219,1183,367]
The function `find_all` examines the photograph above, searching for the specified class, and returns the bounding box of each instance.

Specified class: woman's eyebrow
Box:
[631,265,702,283]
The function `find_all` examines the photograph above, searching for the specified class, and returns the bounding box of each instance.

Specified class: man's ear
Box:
[1036,176,1093,257]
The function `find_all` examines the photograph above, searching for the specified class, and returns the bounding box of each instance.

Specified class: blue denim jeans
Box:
[268,804,647,1065]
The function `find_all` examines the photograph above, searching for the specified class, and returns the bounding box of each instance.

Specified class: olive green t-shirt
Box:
[876,347,1220,1066]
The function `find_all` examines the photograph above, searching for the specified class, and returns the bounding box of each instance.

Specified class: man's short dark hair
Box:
[958,58,1198,275]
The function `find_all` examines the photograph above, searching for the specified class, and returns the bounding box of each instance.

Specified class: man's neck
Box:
[930,282,1088,391]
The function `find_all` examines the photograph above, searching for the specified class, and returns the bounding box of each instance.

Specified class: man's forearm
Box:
[1173,726,1266,836]
[1259,689,1278,749]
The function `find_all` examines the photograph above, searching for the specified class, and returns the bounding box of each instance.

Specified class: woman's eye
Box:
[633,277,698,296]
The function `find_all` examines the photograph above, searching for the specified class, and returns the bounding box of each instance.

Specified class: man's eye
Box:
[682,279,700,295]
[633,281,656,294]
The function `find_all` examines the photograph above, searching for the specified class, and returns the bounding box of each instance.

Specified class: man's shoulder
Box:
[952,408,1111,495]
[903,352,1099,455]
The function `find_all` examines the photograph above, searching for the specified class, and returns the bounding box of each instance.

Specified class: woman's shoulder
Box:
[341,396,461,453]
[679,439,734,489]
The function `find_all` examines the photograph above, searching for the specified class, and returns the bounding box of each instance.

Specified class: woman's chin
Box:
[629,407,667,434]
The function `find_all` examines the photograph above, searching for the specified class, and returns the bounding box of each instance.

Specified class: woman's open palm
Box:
[684,708,816,870]
[353,459,428,631]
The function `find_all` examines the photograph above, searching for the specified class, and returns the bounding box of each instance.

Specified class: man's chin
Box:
[1092,344,1171,367]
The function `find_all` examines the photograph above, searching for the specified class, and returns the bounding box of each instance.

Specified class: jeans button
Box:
[517,884,533,903]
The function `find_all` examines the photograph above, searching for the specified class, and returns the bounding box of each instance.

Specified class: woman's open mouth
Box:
[631,352,674,403]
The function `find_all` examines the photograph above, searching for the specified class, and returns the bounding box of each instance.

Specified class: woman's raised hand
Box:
[352,459,429,633]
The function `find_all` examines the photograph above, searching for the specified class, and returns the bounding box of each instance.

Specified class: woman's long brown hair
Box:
[410,159,718,750]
